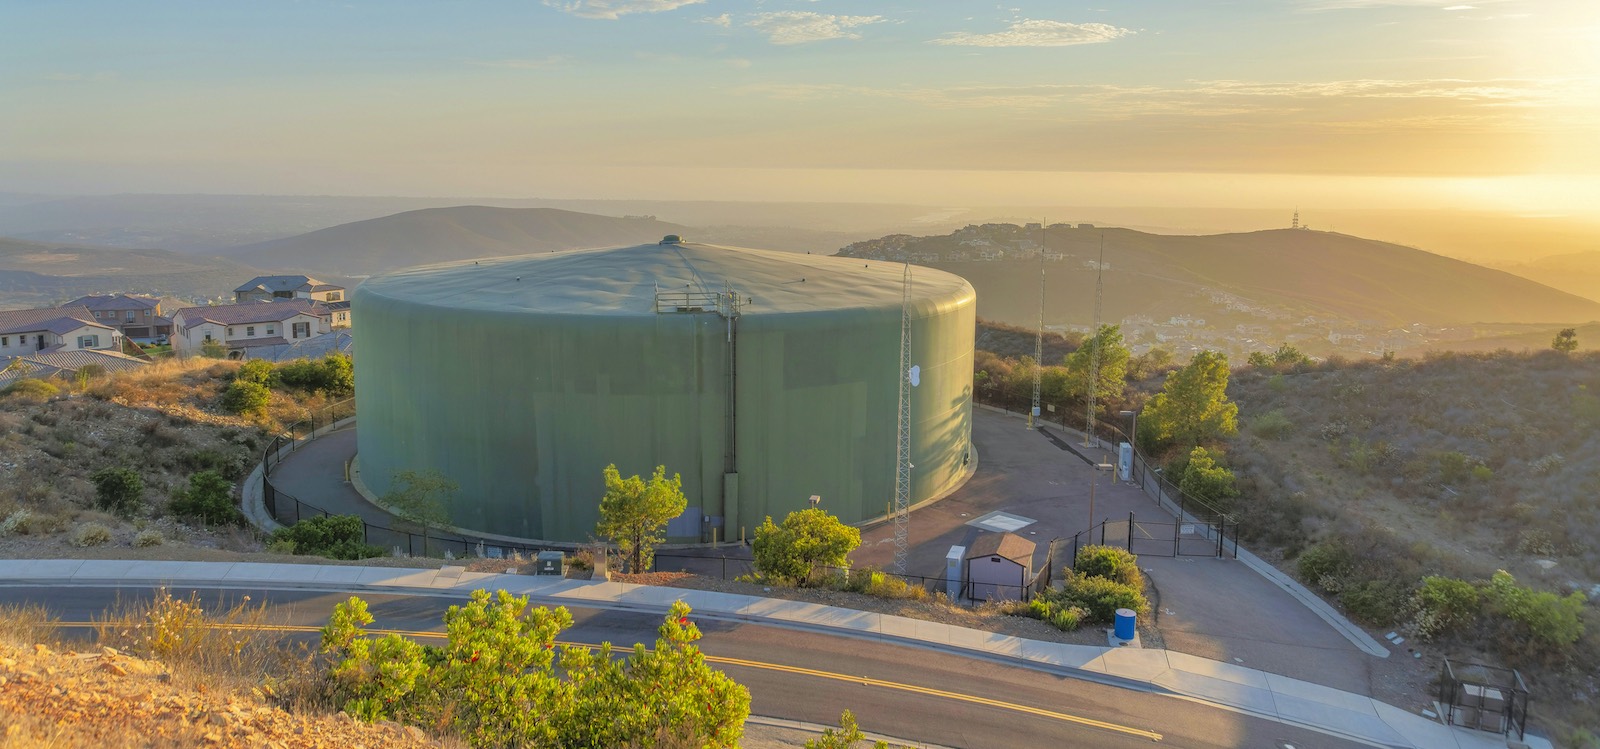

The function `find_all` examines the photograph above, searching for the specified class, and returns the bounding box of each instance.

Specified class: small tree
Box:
[235,358,275,385]
[200,338,228,359]
[752,508,863,584]
[169,470,243,525]
[1553,328,1579,353]
[1063,324,1130,405]
[384,468,456,557]
[90,467,145,516]
[595,464,685,573]
[1139,350,1239,454]
[1177,446,1240,510]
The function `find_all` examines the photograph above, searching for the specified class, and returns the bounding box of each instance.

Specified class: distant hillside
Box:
[840,226,1600,328]
[218,206,692,276]
[1492,250,1600,304]
[0,237,254,309]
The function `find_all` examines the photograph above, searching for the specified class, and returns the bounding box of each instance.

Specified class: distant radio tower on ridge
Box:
[1292,209,1301,230]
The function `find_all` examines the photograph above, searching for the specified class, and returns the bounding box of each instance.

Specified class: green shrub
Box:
[73,523,112,547]
[220,380,271,415]
[90,466,145,516]
[1028,597,1085,631]
[272,515,384,560]
[844,568,928,601]
[1,378,59,400]
[1411,576,1478,641]
[1337,578,1410,626]
[1073,545,1144,589]
[1051,573,1148,623]
[1249,409,1293,439]
[1296,542,1353,593]
[752,508,861,584]
[168,470,243,526]
[235,358,275,385]
[275,354,353,397]
[1484,570,1586,651]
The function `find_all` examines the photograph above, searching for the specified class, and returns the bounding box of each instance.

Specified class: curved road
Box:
[2,584,1370,749]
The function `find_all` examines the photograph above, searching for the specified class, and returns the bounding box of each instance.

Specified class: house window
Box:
[328,291,342,302]
[227,327,234,336]
[93,311,101,318]
[265,327,275,336]
[143,309,151,317]
[1,337,7,347]
[204,332,213,342]
[126,311,135,322]
[292,322,310,338]
[77,335,100,348]
[246,326,256,336]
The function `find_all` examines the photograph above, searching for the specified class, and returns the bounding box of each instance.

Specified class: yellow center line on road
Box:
[58,621,1162,742]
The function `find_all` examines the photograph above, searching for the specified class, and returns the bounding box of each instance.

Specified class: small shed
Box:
[964,532,1036,601]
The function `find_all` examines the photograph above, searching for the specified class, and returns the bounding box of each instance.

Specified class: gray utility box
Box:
[535,550,566,576]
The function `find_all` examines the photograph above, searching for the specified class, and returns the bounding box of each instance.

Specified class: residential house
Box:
[234,275,346,304]
[171,300,329,358]
[0,306,121,359]
[62,294,172,341]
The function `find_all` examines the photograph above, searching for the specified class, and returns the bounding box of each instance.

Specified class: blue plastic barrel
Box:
[1114,608,1137,641]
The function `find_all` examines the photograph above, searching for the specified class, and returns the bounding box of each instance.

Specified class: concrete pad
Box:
[671,591,749,615]
[1269,692,1405,746]
[1090,648,1171,681]
[616,586,690,607]
[1152,669,1278,714]
[799,607,880,633]
[728,597,794,619]
[452,572,496,587]
[1164,650,1271,689]
[1264,671,1378,713]
[877,615,920,639]
[0,559,85,578]
[353,567,443,587]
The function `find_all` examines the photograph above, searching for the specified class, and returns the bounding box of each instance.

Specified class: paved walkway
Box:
[0,559,1529,749]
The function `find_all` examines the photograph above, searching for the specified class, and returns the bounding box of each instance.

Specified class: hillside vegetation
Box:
[218,206,690,276]
[1223,350,1600,738]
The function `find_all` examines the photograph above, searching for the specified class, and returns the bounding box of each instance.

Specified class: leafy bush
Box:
[1296,542,1354,594]
[1028,597,1086,631]
[1177,446,1239,510]
[90,466,145,516]
[271,515,384,560]
[168,470,243,525]
[1,378,59,400]
[72,523,112,547]
[235,358,275,385]
[1337,578,1410,626]
[1248,409,1293,439]
[275,354,353,397]
[1073,545,1144,589]
[1483,570,1586,651]
[220,380,271,415]
[843,568,928,601]
[0,509,33,537]
[321,592,750,749]
[752,508,862,584]
[1050,573,1148,623]
[1410,576,1478,641]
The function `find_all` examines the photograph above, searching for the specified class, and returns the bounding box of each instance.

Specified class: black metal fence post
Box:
[1127,511,1134,549]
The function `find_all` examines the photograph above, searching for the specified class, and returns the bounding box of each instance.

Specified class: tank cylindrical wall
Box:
[354,248,975,543]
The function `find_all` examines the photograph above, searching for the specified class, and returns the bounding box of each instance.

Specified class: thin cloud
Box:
[543,0,704,20]
[931,19,1134,47]
[701,13,732,28]
[746,11,885,45]
[1299,0,1505,9]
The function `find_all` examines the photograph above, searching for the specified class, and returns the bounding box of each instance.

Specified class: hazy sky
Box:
[2,0,1597,215]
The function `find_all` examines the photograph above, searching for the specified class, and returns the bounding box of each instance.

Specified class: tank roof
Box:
[357,241,973,316]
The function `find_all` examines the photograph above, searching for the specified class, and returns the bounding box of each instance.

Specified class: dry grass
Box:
[92,588,298,693]
[0,602,58,646]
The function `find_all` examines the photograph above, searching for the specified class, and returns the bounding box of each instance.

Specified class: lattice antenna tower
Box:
[892,262,913,574]
[1084,234,1104,447]
[1029,219,1045,430]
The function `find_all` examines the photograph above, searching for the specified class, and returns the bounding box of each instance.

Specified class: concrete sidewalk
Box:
[0,559,1527,749]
